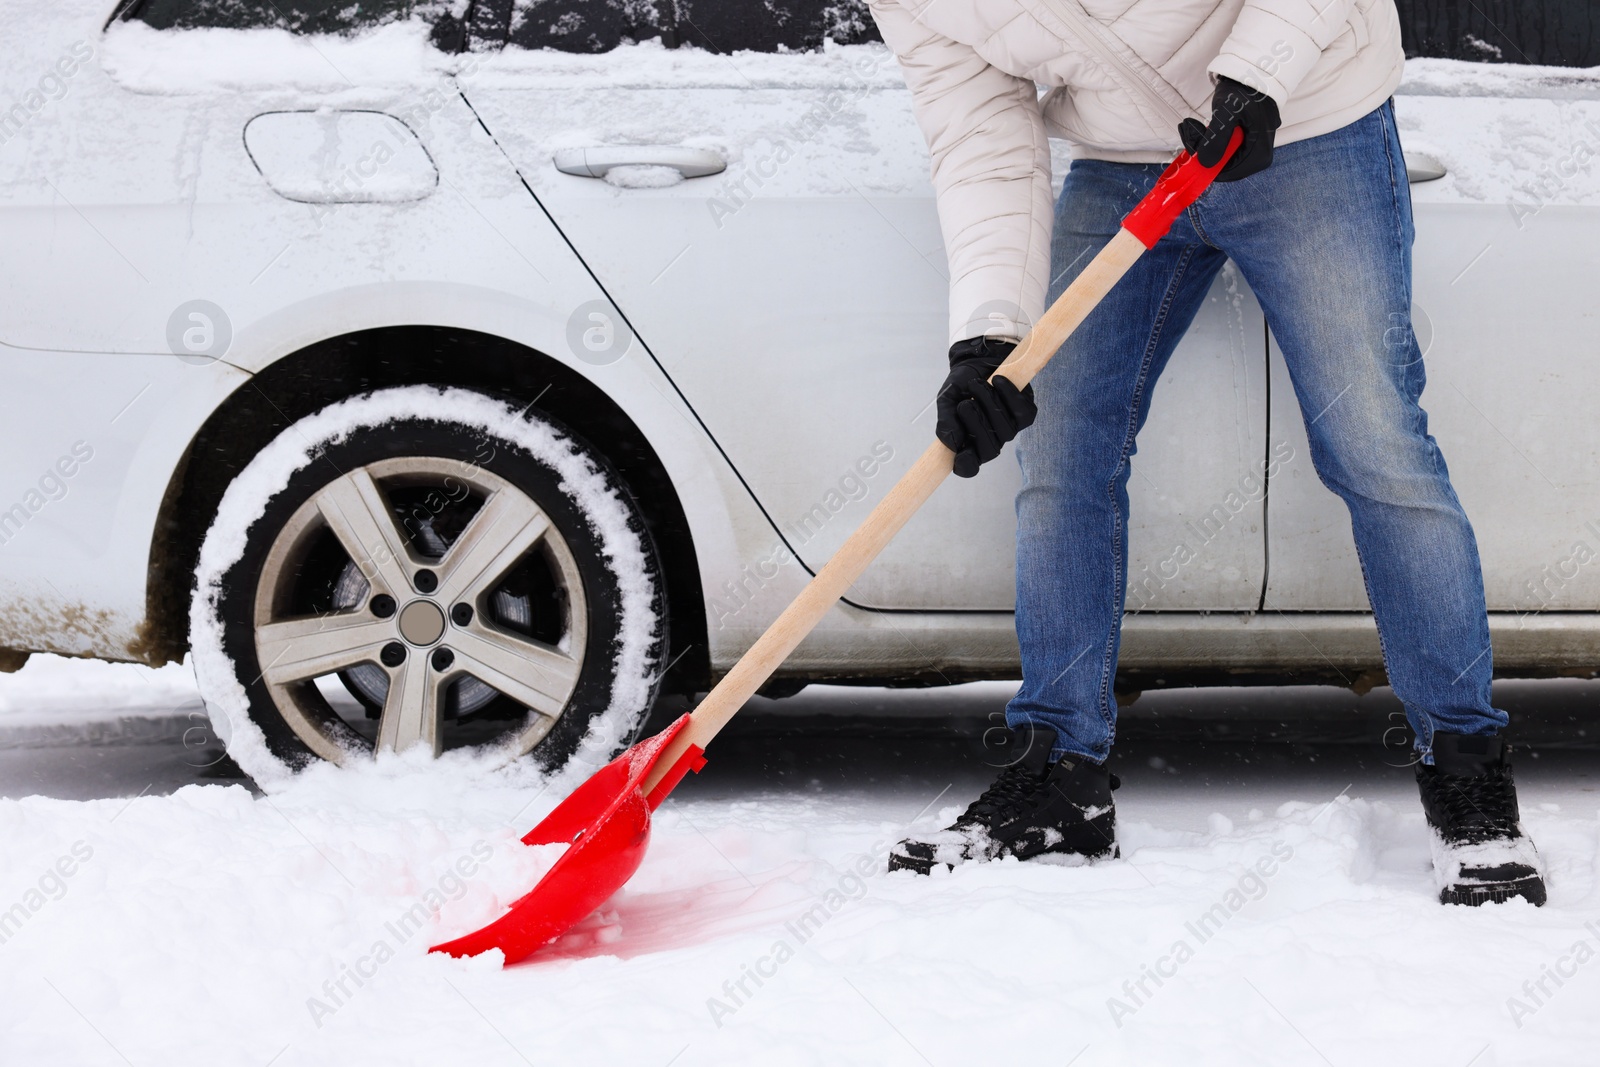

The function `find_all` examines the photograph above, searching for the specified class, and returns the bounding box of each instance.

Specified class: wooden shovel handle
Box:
[639,141,1236,797]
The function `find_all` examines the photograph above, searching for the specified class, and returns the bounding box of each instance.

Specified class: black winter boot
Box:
[1416,732,1546,906]
[889,726,1118,875]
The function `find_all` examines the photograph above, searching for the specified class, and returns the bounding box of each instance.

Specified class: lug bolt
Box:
[380,642,406,667]
[450,603,473,626]
[370,594,396,618]
[414,569,438,594]
[431,648,455,671]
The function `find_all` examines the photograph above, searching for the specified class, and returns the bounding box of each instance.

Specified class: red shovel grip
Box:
[1120,127,1243,249]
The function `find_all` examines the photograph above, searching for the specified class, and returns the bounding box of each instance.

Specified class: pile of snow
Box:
[98,20,903,96]
[0,654,201,733]
[2,757,1598,1064]
[603,164,686,189]
[0,754,568,1064]
[466,36,904,90]
[1401,57,1600,99]
[100,19,445,95]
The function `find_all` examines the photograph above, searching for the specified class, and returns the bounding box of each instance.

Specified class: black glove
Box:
[935,336,1037,479]
[1178,76,1281,182]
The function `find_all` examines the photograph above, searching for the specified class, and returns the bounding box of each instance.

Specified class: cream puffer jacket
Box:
[868,0,1405,343]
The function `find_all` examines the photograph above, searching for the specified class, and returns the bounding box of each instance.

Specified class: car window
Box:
[486,0,1595,60]
[117,0,428,35]
[120,0,876,52]
[502,0,879,54]
[1396,0,1598,66]
[114,1,1597,65]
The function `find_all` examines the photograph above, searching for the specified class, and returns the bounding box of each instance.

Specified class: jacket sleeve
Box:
[1207,0,1359,105]
[869,0,1053,347]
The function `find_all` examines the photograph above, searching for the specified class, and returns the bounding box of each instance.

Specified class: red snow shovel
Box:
[430,133,1241,966]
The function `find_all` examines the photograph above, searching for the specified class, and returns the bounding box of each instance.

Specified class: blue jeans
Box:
[1005,102,1505,765]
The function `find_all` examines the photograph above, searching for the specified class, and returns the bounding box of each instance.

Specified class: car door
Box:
[461,5,1271,614]
[1262,90,1600,615]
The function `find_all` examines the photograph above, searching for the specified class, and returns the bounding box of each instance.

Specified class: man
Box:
[872,0,1545,906]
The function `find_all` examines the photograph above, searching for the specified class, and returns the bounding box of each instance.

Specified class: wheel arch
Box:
[144,325,710,692]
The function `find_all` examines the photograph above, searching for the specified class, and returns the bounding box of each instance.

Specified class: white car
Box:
[3,0,1597,782]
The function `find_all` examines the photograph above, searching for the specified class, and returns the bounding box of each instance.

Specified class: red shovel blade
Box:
[429,713,704,965]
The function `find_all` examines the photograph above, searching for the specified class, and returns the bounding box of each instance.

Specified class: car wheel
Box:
[189,385,664,786]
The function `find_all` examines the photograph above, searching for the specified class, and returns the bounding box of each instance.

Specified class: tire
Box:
[189,386,665,787]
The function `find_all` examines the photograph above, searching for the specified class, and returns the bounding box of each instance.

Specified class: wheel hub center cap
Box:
[397,600,446,646]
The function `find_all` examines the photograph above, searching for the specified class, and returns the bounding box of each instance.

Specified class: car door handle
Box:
[1404,151,1447,183]
[552,146,726,180]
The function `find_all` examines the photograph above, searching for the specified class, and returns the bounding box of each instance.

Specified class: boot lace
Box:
[963,762,1048,823]
[1431,765,1518,842]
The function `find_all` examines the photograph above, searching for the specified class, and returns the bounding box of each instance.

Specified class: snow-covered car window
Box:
[117,0,430,35]
[112,0,1597,64]
[114,0,883,54]
[496,0,880,54]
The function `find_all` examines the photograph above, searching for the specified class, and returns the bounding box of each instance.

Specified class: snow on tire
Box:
[189,386,664,789]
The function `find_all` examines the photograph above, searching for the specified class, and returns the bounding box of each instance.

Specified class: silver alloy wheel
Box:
[250,456,588,762]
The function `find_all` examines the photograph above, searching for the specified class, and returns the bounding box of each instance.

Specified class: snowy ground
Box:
[3,656,1600,1065]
